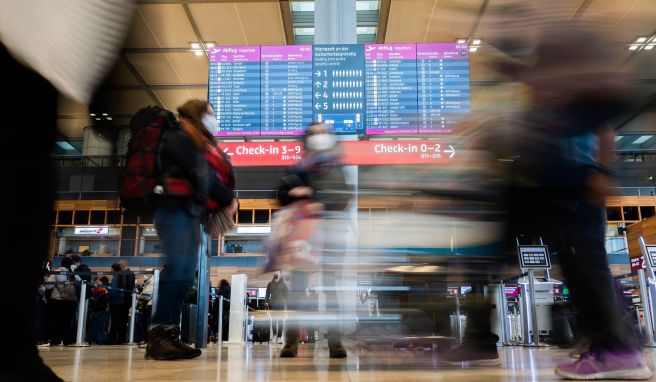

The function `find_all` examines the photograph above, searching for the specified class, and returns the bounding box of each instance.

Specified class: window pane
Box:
[74,210,90,225]
[90,211,105,225]
[58,211,73,225]
[254,210,269,224]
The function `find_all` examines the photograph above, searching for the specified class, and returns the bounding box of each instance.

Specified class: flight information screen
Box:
[207,43,470,136]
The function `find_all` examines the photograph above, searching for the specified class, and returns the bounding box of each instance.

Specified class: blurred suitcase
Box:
[251,320,270,344]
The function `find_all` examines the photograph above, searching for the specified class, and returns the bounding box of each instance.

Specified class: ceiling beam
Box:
[280,0,295,45]
[376,0,391,43]
[119,53,165,107]
[571,0,594,21]
[182,3,209,60]
[124,47,191,53]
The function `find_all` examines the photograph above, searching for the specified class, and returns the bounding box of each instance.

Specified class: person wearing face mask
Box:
[145,99,238,360]
[275,123,351,358]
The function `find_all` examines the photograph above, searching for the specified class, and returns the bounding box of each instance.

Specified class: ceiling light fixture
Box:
[457,38,483,53]
[189,41,216,56]
[629,35,656,51]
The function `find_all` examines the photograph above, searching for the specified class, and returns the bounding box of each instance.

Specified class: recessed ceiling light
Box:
[469,47,478,52]
[645,45,655,50]
[205,42,215,48]
[632,135,653,144]
[89,113,96,117]
[190,42,201,49]
[106,117,112,121]
[457,39,466,44]
[636,37,648,43]
[615,136,624,142]
[193,50,204,56]
[629,45,639,50]
[101,113,108,116]
[472,39,481,45]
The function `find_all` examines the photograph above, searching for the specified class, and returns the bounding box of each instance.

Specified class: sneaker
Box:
[555,350,652,380]
[439,343,500,366]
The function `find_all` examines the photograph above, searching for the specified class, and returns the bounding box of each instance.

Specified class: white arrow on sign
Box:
[315,92,321,98]
[315,70,321,77]
[445,145,456,158]
[315,103,321,110]
[222,148,234,157]
[314,81,321,88]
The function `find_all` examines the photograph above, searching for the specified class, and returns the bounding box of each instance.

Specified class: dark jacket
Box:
[155,128,233,216]
[265,279,288,309]
[277,157,350,211]
[108,270,135,305]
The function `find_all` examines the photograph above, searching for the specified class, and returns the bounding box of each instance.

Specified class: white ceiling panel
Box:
[237,2,286,45]
[102,90,155,116]
[135,4,196,48]
[165,53,210,84]
[386,0,436,43]
[58,96,88,116]
[423,0,484,43]
[154,89,209,112]
[127,53,181,85]
[190,3,249,46]
[105,60,140,87]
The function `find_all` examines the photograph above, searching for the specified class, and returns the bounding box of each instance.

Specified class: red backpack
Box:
[119,106,192,216]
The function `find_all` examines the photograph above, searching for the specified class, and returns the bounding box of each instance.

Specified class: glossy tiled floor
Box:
[40,342,656,381]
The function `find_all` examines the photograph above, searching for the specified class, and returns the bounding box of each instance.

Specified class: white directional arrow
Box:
[315,70,321,77]
[315,103,321,110]
[445,145,456,158]
[315,92,321,98]
[314,81,321,88]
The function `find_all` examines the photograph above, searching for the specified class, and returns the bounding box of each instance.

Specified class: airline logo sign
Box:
[74,226,109,235]
[218,140,455,167]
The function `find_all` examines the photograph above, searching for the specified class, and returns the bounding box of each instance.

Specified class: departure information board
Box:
[209,46,261,136]
[365,44,419,135]
[261,45,313,136]
[207,43,469,136]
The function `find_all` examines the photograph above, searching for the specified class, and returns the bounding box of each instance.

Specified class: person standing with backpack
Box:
[144,99,237,360]
[45,257,78,346]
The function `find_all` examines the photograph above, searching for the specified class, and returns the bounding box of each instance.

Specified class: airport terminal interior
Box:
[15,0,656,380]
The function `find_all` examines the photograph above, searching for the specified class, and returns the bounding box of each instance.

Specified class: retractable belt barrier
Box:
[43,269,160,347]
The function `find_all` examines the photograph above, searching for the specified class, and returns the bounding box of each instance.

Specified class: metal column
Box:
[195,230,212,349]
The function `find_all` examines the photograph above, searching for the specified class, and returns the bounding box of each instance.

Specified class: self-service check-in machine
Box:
[638,237,656,347]
[515,243,561,347]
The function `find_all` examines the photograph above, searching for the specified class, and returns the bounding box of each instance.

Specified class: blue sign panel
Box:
[312,45,365,134]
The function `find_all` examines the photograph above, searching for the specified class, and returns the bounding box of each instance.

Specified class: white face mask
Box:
[306,133,336,151]
[202,114,219,135]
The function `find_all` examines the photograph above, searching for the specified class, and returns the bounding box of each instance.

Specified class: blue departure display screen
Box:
[207,43,470,136]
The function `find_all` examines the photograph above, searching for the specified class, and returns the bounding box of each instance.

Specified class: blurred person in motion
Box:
[145,99,237,360]
[500,22,651,380]
[275,122,351,358]
[0,1,133,379]
[87,276,110,344]
[265,272,288,342]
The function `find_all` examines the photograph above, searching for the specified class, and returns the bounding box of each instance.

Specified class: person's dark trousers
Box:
[47,300,76,345]
[35,299,49,343]
[550,200,638,352]
[461,284,499,351]
[151,208,200,327]
[0,43,62,381]
[109,303,129,344]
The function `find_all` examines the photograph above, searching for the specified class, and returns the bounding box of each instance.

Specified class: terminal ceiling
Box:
[57,0,656,151]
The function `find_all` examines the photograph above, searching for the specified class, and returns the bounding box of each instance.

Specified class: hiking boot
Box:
[168,327,202,359]
[328,339,347,359]
[280,329,299,358]
[145,325,185,360]
[555,349,652,380]
[439,342,500,366]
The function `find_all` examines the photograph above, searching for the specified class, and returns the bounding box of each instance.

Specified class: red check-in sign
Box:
[218,140,455,167]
